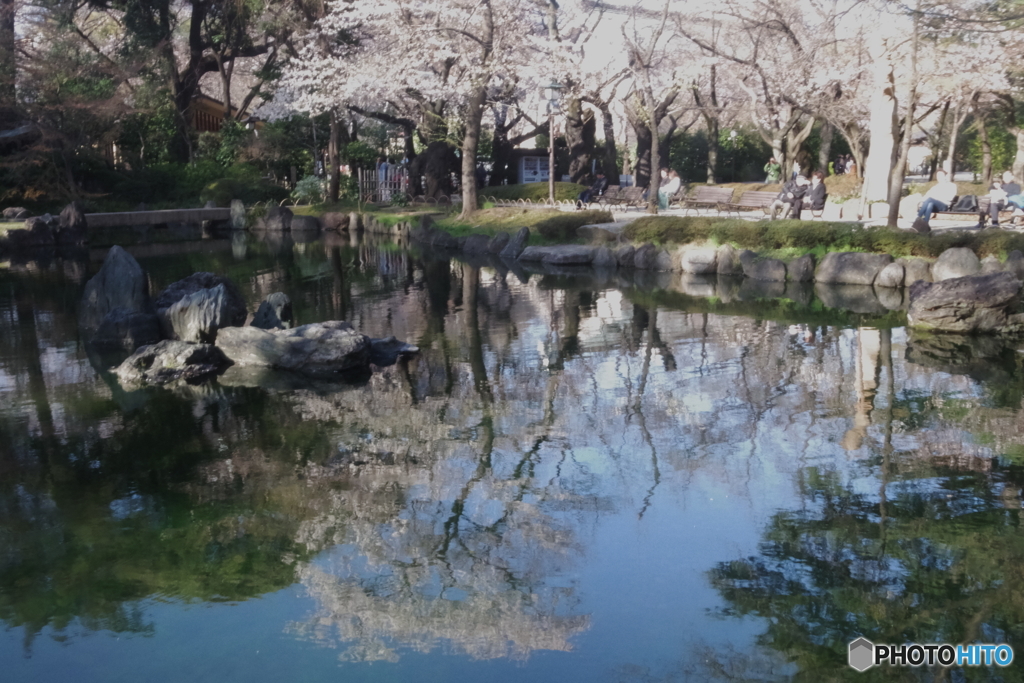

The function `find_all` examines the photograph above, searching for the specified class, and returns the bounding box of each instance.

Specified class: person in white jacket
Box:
[916,170,958,223]
[658,169,681,210]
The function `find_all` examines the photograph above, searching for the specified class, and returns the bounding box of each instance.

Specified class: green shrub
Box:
[534,210,614,241]
[292,175,325,204]
[479,182,587,203]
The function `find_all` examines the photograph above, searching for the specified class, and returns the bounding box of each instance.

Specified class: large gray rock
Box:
[932,247,981,281]
[7,216,55,247]
[2,207,28,220]
[499,227,530,259]
[678,246,718,274]
[290,215,321,231]
[321,212,349,231]
[908,272,1023,333]
[634,243,658,270]
[216,320,371,377]
[518,245,595,265]
[716,244,742,275]
[57,201,87,244]
[262,206,293,231]
[153,272,246,344]
[90,308,162,352]
[251,292,293,330]
[462,234,492,255]
[1006,251,1024,281]
[743,256,787,282]
[787,254,815,282]
[159,283,242,343]
[79,245,151,334]
[654,249,674,271]
[981,255,1003,275]
[897,257,933,286]
[230,199,246,230]
[115,340,232,385]
[615,244,635,267]
[875,262,906,288]
[592,246,617,268]
[487,231,510,254]
[815,252,893,285]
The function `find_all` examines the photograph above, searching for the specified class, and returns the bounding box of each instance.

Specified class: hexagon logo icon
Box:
[849,637,875,672]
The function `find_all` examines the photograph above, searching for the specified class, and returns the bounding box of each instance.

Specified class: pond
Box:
[2,233,1024,682]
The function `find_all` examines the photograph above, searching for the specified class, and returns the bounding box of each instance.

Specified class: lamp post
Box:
[544,80,563,206]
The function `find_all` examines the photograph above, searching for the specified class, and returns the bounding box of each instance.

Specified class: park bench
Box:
[723,190,777,216]
[591,185,622,209]
[927,196,1020,224]
[679,186,735,215]
[619,186,648,210]
[665,185,689,210]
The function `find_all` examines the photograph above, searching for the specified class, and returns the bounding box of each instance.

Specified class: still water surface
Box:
[2,233,1024,682]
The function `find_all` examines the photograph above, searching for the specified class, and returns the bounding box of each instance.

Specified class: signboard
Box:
[519,156,550,183]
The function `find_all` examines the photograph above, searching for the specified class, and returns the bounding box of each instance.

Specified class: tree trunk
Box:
[598,102,619,184]
[634,123,652,190]
[0,0,14,93]
[647,104,660,214]
[490,107,513,186]
[564,98,596,183]
[978,114,992,185]
[818,121,834,175]
[418,100,448,145]
[460,84,488,214]
[706,119,720,184]
[328,109,340,202]
[863,60,898,202]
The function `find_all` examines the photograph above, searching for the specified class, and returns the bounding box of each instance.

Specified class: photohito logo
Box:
[848,638,1014,671]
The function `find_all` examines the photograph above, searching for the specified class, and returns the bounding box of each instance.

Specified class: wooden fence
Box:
[358,167,409,204]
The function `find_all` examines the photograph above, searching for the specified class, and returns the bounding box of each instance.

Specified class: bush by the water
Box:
[433,207,613,244]
[623,216,1024,259]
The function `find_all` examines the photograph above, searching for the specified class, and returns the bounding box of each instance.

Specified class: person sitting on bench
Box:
[793,171,827,217]
[576,173,608,209]
[978,171,1021,228]
[916,170,958,225]
[769,175,808,220]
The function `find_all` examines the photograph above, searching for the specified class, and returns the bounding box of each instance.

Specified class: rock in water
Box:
[160,283,242,343]
[216,320,371,377]
[908,272,1023,334]
[79,245,152,334]
[91,308,163,352]
[115,340,232,385]
[154,272,247,341]
[499,227,529,260]
[814,252,893,285]
[369,336,420,366]
[251,292,293,330]
[931,247,981,281]
[57,201,87,245]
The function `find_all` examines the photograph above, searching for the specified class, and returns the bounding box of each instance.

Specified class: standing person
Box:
[915,169,958,229]
[475,163,487,189]
[764,157,782,184]
[376,157,390,201]
[835,155,845,176]
[658,169,681,210]
[978,171,1021,229]
[845,156,856,176]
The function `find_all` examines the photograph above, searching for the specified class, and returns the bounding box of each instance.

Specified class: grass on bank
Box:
[478,182,588,203]
[623,215,1024,260]
[434,207,614,244]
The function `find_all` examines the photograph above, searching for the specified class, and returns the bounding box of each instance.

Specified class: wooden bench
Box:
[679,186,735,215]
[723,191,777,216]
[619,186,648,210]
[926,196,1019,224]
[590,185,622,209]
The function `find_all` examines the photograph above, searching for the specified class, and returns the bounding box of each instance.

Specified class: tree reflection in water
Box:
[4,237,1024,676]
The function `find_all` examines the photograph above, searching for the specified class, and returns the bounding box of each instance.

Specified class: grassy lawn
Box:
[623,215,1024,259]
[478,182,587,203]
[433,207,613,244]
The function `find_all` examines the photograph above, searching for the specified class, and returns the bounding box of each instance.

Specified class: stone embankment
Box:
[401,218,1024,335]
[80,246,418,386]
